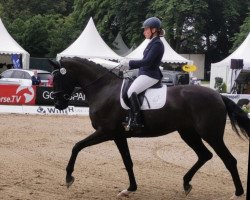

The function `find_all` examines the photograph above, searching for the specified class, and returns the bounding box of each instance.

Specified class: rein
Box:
[52,63,123,100]
[82,64,122,90]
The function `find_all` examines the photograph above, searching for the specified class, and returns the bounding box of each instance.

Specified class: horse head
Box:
[49,58,77,110]
[49,57,121,110]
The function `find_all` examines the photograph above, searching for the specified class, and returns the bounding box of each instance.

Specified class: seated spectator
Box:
[31,70,41,85]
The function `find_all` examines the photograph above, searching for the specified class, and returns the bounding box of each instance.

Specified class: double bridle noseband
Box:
[51,90,71,101]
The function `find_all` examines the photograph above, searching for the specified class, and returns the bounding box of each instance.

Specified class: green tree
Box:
[71,0,121,46]
[199,0,249,78]
[150,0,248,55]
[46,15,78,57]
[0,0,73,21]
[0,2,3,16]
[72,0,149,47]
[202,0,248,58]
[231,14,250,52]
[149,0,248,80]
[7,18,27,44]
[22,15,50,57]
[9,14,78,57]
[0,0,249,62]
[112,0,149,46]
[150,0,208,53]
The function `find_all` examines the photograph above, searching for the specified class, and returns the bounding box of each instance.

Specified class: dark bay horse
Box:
[49,57,250,199]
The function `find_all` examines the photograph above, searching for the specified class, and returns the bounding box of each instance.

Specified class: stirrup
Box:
[123,120,144,132]
[125,124,131,132]
[122,117,131,131]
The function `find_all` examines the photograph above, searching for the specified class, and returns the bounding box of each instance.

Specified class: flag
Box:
[11,54,22,69]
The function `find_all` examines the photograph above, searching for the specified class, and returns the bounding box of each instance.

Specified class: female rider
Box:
[121,17,165,130]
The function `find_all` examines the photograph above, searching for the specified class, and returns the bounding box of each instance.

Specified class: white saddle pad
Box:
[120,80,167,110]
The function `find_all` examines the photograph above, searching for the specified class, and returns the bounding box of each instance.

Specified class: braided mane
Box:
[61,57,120,78]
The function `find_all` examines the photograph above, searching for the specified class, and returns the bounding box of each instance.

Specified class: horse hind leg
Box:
[178,129,213,195]
[204,138,244,198]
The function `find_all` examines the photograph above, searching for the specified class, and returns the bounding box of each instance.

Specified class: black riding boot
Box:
[124,92,144,131]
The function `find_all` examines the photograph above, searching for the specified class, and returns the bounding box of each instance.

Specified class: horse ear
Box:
[48,59,60,69]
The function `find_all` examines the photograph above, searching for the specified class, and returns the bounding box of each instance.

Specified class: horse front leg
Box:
[114,137,137,198]
[66,129,111,187]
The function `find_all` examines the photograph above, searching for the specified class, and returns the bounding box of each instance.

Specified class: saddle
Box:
[120,78,167,110]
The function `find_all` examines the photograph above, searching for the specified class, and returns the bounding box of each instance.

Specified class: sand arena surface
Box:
[0,114,248,200]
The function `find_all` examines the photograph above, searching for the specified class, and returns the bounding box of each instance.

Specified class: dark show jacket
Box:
[31,75,41,85]
[129,36,164,80]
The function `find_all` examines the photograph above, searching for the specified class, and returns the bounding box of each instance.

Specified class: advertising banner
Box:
[36,87,88,106]
[0,105,89,116]
[0,85,36,105]
[23,105,89,115]
[222,93,250,116]
[222,93,250,105]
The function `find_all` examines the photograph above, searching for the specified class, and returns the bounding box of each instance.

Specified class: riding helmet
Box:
[142,17,161,29]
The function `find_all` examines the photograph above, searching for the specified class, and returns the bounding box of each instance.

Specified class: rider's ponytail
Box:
[158,28,165,37]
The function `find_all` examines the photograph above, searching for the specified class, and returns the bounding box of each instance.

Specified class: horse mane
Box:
[61,57,121,79]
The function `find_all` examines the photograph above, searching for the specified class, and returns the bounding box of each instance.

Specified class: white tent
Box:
[0,18,30,69]
[126,37,191,63]
[57,17,122,61]
[210,32,250,92]
[112,32,130,56]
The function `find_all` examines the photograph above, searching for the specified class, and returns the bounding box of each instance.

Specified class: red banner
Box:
[0,85,36,105]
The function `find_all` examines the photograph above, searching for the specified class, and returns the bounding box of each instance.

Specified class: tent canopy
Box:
[211,33,250,69]
[112,32,130,56]
[125,37,191,63]
[57,17,122,61]
[210,32,250,91]
[0,18,30,69]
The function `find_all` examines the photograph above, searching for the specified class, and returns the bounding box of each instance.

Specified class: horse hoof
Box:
[66,176,75,188]
[230,194,245,199]
[117,189,133,199]
[184,184,192,196]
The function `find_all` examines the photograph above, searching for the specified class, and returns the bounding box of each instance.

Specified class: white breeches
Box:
[127,75,158,98]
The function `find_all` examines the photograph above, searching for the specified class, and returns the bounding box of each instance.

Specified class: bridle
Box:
[51,69,75,101]
[51,63,123,101]
[81,64,122,89]
[51,90,71,101]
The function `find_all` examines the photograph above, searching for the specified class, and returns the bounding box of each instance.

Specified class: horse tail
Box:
[221,95,250,139]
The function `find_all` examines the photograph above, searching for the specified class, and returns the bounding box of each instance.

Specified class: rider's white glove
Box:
[120,59,130,71]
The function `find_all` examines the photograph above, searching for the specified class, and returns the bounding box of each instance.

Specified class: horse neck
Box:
[76,63,122,102]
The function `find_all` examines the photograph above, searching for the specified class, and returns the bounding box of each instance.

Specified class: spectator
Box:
[31,70,41,85]
[47,75,53,87]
